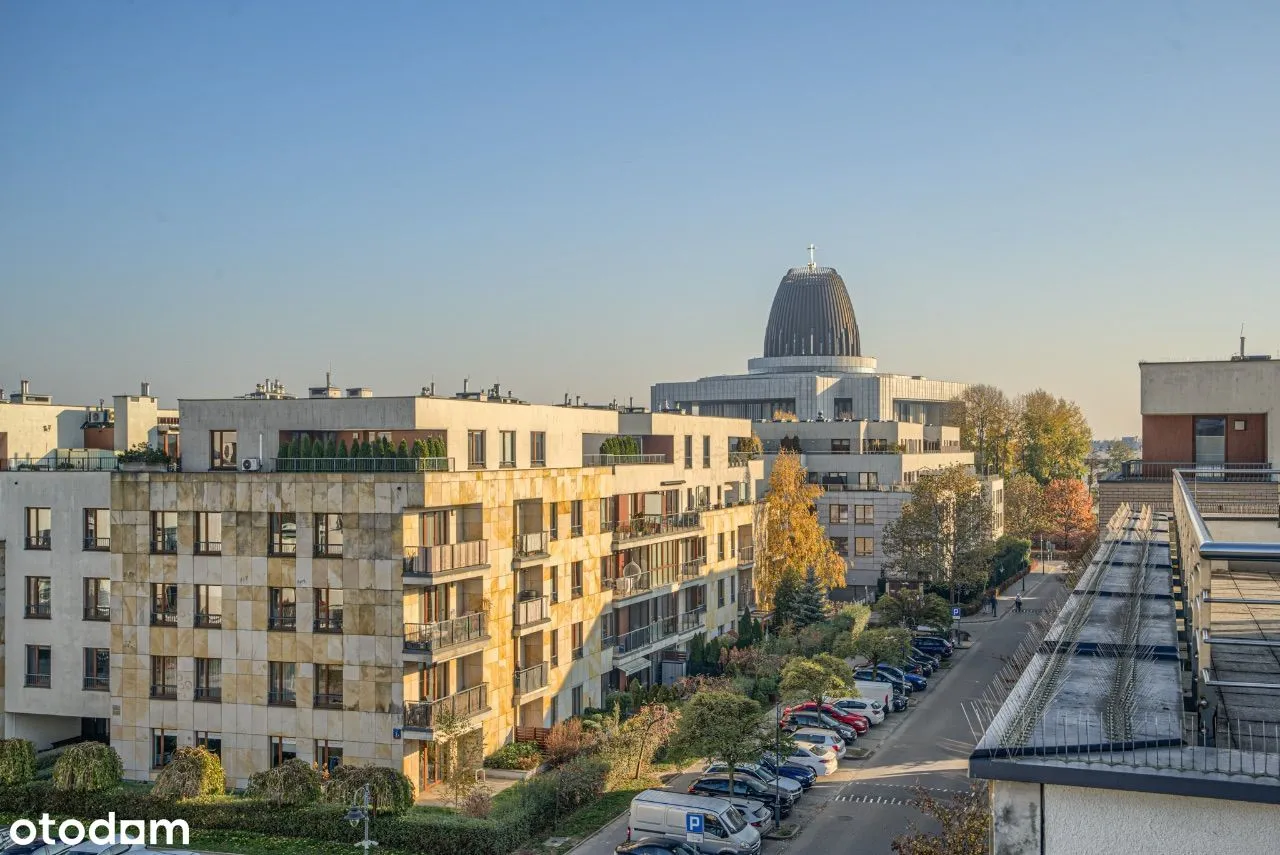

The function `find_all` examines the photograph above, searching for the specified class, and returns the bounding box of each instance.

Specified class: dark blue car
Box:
[854,668,912,695]
[877,663,927,691]
[758,754,816,788]
[913,636,953,658]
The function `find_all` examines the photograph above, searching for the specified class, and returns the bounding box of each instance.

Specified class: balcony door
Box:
[1194,417,1226,467]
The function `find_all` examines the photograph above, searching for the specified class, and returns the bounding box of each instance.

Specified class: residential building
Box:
[0,383,761,793]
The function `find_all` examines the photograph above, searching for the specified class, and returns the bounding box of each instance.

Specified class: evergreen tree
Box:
[359,439,372,459]
[772,573,802,627]
[278,440,293,472]
[324,438,336,458]
[397,440,409,458]
[735,611,757,647]
[792,569,827,629]
[412,439,427,459]
[298,435,312,472]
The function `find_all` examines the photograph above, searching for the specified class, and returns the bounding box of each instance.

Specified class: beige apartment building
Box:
[1,385,762,791]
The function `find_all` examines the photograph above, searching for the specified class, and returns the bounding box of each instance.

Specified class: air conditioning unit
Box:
[240,458,262,472]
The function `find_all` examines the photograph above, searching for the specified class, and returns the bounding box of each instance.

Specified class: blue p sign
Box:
[951,607,961,619]
[686,813,704,842]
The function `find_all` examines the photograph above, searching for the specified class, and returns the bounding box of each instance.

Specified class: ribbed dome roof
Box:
[762,266,861,358]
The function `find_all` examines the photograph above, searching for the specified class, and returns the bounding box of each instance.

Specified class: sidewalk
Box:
[958,562,1064,624]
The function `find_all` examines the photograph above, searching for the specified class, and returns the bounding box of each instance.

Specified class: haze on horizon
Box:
[3,1,1279,439]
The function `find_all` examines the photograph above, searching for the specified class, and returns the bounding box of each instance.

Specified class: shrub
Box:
[246,758,322,805]
[483,742,543,771]
[51,742,122,792]
[152,746,225,800]
[599,435,640,456]
[461,788,493,818]
[322,764,415,814]
[0,739,37,785]
[543,719,596,766]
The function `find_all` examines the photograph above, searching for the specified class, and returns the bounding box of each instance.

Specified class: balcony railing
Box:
[25,673,51,688]
[515,596,549,627]
[195,612,222,628]
[728,451,761,467]
[24,603,51,619]
[194,686,222,702]
[271,457,453,473]
[681,557,706,578]
[151,611,178,627]
[83,536,111,551]
[268,689,296,707]
[680,607,707,633]
[404,612,488,654]
[83,676,110,692]
[514,663,549,695]
[738,545,755,565]
[314,692,344,709]
[613,616,679,656]
[403,540,489,577]
[314,542,343,558]
[1115,460,1274,482]
[515,531,548,557]
[150,685,177,700]
[613,512,702,542]
[24,534,51,550]
[583,453,670,466]
[5,455,120,472]
[194,541,222,555]
[314,616,344,634]
[739,585,758,611]
[84,604,111,621]
[403,684,489,729]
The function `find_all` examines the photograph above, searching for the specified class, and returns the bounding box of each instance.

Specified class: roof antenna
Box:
[807,243,817,271]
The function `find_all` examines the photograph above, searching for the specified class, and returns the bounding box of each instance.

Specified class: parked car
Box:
[782,709,858,743]
[912,636,953,658]
[689,774,795,818]
[905,652,935,675]
[911,647,942,668]
[627,790,761,855]
[890,691,910,712]
[764,746,837,776]
[756,753,817,787]
[854,668,911,695]
[703,762,804,799]
[616,838,705,855]
[785,701,870,732]
[874,663,927,691]
[828,696,885,725]
[791,726,846,759]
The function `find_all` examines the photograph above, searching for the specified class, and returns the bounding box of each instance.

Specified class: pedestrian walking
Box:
[1015,594,1023,613]
[990,594,998,617]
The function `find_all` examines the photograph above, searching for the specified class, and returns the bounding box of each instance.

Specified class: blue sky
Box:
[3,1,1279,437]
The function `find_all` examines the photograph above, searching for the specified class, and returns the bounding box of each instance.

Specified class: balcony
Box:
[402,540,489,581]
[24,534,51,550]
[151,611,178,627]
[83,536,111,551]
[583,453,670,467]
[514,531,549,562]
[83,676,110,692]
[271,456,453,473]
[514,663,549,696]
[514,596,550,629]
[738,545,755,566]
[314,616,344,634]
[402,684,489,731]
[612,616,679,659]
[24,603,51,619]
[314,542,343,558]
[84,604,111,621]
[268,614,296,631]
[194,541,222,555]
[5,455,120,473]
[314,692,344,709]
[25,673,51,688]
[681,557,706,579]
[728,451,761,467]
[195,612,222,628]
[613,512,702,544]
[404,613,488,658]
[1113,460,1273,482]
[680,606,708,634]
[150,685,177,700]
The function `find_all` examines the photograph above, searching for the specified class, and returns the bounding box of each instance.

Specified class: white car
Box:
[829,696,885,725]
[765,746,837,776]
[793,727,846,759]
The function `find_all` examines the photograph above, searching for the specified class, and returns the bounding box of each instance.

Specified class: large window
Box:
[152,730,177,768]
[24,577,51,619]
[854,537,874,557]
[316,740,343,773]
[150,656,177,699]
[83,508,110,551]
[500,430,516,467]
[83,648,110,692]
[211,430,238,470]
[571,685,583,717]
[269,736,297,768]
[314,664,343,708]
[195,512,222,554]
[467,430,486,468]
[269,512,297,556]
[571,562,583,599]
[570,500,583,537]
[314,588,344,633]
[84,577,110,621]
[25,645,51,688]
[268,662,296,706]
[150,511,178,554]
[24,507,51,550]
[531,431,546,467]
[684,435,693,469]
[195,658,222,701]
[571,622,584,660]
[857,472,879,489]
[717,578,726,608]
[269,587,296,631]
[854,504,875,525]
[151,583,178,626]
[314,513,343,557]
[702,436,711,468]
[829,504,848,525]
[1195,416,1227,466]
[830,536,849,557]
[196,731,222,758]
[196,584,222,627]
[831,438,852,454]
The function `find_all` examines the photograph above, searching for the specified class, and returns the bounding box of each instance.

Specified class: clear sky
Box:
[3,1,1279,438]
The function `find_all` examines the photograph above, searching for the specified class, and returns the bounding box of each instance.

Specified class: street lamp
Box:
[773,701,782,826]
[343,782,378,852]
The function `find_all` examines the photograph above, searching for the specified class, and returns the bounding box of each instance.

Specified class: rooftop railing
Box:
[583,453,669,466]
[272,457,453,473]
[1118,460,1273,481]
[728,451,761,467]
[3,455,121,472]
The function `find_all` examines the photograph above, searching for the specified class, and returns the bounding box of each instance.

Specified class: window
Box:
[829,504,848,525]
[268,662,297,706]
[195,512,222,554]
[550,695,560,725]
[467,430,486,468]
[269,736,297,768]
[684,435,693,469]
[571,562,583,599]
[150,656,177,699]
[550,568,559,603]
[195,658,222,701]
[269,512,297,556]
[84,577,110,621]
[830,536,849,557]
[531,431,546,467]
[314,664,343,708]
[730,530,737,557]
[316,740,343,773]
[731,577,736,603]
[314,513,343,557]
[550,628,559,667]
[571,622,584,660]
[835,397,854,420]
[269,587,296,630]
[211,430,238,469]
[82,648,110,692]
[315,588,344,633]
[702,436,711,467]
[24,507,51,550]
[600,495,618,532]
[854,504,875,524]
[150,583,178,625]
[831,438,851,454]
[717,578,726,608]
[570,500,583,537]
[571,685,584,717]
[152,730,177,768]
[500,430,516,467]
[25,645,51,687]
[1194,416,1227,466]
[548,502,559,540]
[150,511,177,554]
[195,731,222,758]
[83,508,110,550]
[855,537,874,557]
[717,533,725,560]
[24,577,51,619]
[857,472,879,489]
[196,584,222,627]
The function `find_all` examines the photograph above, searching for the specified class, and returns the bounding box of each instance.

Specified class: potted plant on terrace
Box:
[118,442,170,472]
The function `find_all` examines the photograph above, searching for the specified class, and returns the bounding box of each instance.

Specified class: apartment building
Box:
[0,386,761,792]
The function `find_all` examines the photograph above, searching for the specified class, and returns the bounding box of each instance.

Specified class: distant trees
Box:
[1017,390,1092,484]
[873,590,953,631]
[952,385,1020,478]
[1002,473,1049,540]
[1042,479,1096,549]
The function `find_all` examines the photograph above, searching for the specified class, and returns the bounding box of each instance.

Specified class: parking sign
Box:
[686,813,704,843]
[951,607,961,619]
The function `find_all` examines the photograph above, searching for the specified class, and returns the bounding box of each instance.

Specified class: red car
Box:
[786,702,870,734]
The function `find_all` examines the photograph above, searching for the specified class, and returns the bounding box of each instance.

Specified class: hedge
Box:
[0,741,36,786]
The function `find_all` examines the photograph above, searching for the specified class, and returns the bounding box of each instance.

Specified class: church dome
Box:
[762,265,861,358]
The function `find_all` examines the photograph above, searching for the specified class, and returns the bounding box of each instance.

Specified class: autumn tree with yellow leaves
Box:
[755,451,845,610]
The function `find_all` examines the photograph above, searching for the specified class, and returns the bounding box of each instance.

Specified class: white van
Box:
[628,790,763,855]
[851,680,894,711]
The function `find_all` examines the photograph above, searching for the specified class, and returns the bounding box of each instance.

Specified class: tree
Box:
[882,464,994,604]
[1042,478,1096,549]
[435,709,482,809]
[1104,439,1136,472]
[1002,473,1048,540]
[600,435,640,456]
[874,591,953,631]
[756,452,846,610]
[779,658,848,705]
[790,569,828,628]
[852,628,913,672]
[52,742,123,792]
[952,385,1020,477]
[1017,390,1091,484]
[153,745,226,799]
[892,783,990,855]
[771,572,803,626]
[671,691,767,791]
[611,703,680,782]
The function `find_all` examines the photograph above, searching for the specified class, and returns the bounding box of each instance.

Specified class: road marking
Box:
[834,794,910,805]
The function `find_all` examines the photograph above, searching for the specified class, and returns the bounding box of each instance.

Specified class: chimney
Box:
[463,378,469,394]
[20,379,30,396]
[141,381,152,397]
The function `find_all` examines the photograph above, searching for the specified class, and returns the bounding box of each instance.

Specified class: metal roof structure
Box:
[762,265,861,359]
